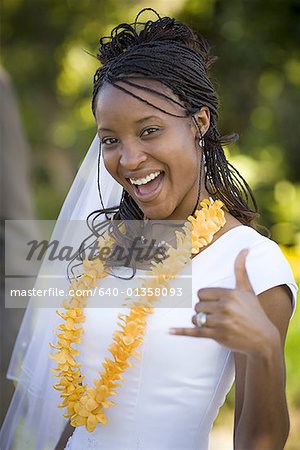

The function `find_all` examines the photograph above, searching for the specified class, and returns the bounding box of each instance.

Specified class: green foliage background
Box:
[1,0,300,244]
[1,0,299,447]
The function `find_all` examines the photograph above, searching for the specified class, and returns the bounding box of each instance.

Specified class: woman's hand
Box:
[169,249,280,356]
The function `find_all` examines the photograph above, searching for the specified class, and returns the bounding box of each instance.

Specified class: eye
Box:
[101,137,118,146]
[141,127,160,137]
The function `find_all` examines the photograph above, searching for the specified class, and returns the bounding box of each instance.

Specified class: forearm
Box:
[235,329,289,450]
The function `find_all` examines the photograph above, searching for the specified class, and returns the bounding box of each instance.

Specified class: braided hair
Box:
[68,9,260,279]
[90,8,259,227]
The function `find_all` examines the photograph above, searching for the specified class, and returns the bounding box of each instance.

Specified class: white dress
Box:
[65,225,297,450]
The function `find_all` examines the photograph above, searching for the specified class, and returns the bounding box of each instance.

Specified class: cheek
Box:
[169,146,199,179]
[102,151,118,177]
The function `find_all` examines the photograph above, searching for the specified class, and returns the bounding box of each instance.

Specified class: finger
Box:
[197,287,233,301]
[234,249,254,292]
[194,301,220,314]
[168,327,213,338]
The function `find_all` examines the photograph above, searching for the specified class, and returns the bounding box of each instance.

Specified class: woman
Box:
[1,9,297,450]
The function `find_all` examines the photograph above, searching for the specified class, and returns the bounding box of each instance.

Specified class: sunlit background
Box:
[1,0,299,448]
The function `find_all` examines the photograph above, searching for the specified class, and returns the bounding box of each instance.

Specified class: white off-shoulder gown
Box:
[65,225,297,450]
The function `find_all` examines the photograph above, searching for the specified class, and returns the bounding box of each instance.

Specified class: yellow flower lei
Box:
[50,198,226,432]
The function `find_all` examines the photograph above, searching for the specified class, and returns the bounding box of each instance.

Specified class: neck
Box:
[143,190,213,221]
[170,189,212,220]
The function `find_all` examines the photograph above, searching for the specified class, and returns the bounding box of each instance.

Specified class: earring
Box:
[199,129,205,148]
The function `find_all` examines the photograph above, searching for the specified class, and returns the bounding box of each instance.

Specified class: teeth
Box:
[130,171,161,186]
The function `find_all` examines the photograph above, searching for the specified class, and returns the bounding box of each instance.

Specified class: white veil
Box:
[0,135,123,450]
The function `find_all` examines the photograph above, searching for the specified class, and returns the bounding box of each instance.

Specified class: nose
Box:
[119,140,147,170]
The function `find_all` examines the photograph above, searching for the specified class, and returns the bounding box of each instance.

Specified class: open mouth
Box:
[128,170,165,201]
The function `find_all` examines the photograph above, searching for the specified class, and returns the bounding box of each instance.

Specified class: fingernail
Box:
[169,328,176,334]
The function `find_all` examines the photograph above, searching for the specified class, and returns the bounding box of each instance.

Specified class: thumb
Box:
[234,249,253,291]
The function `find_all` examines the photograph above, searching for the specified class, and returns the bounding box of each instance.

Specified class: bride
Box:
[1,9,297,450]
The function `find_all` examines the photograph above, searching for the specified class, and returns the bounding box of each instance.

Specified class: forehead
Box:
[95,79,186,126]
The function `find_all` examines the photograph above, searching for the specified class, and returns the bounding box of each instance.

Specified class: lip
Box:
[128,172,165,202]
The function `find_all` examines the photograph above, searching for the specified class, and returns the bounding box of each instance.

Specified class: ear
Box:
[191,107,210,139]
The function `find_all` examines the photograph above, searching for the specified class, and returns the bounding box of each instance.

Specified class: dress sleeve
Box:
[246,238,298,316]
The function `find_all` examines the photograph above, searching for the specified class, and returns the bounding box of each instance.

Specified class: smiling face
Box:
[95,80,209,220]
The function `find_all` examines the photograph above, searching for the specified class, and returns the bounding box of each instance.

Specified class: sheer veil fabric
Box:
[0,135,123,450]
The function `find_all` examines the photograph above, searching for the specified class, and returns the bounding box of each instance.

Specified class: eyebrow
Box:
[97,115,162,133]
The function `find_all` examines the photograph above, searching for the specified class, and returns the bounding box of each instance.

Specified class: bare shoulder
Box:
[223,211,243,230]
[211,211,243,243]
